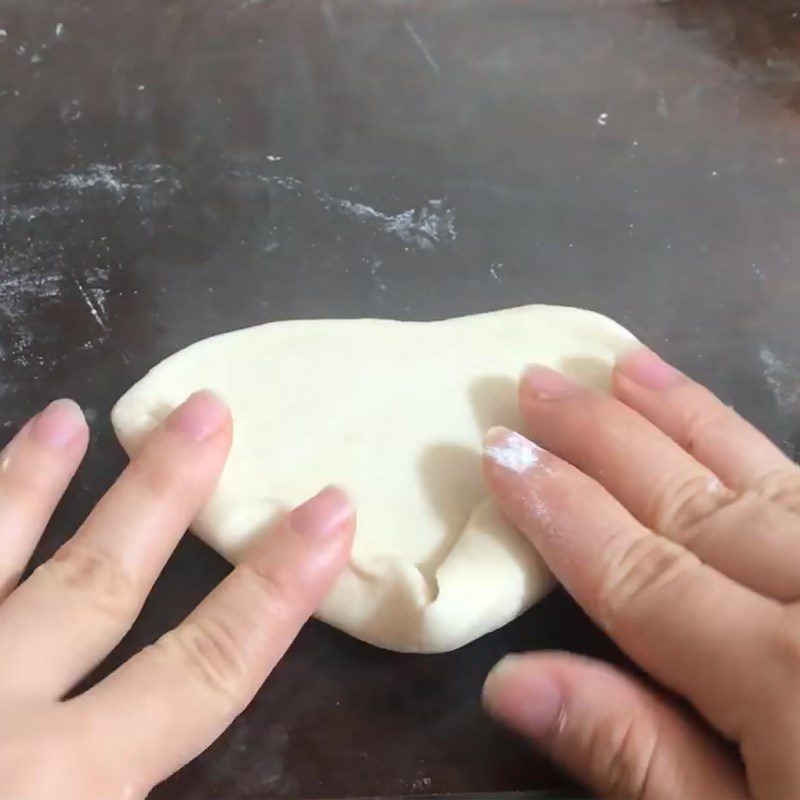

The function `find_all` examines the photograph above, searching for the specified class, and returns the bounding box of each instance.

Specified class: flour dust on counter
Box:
[313,192,456,249]
[0,249,111,373]
[760,346,800,410]
[112,305,639,653]
[0,160,181,226]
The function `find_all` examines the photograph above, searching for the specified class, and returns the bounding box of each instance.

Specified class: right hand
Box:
[482,347,800,799]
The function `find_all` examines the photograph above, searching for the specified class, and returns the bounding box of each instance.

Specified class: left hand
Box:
[0,391,354,799]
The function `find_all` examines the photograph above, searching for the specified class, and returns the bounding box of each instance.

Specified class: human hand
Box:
[0,391,354,799]
[482,348,800,799]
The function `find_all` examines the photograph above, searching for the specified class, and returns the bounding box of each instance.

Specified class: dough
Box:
[112,305,639,652]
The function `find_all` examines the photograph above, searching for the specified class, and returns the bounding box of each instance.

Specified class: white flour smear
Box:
[0,159,179,385]
[760,346,800,408]
[223,159,457,250]
[403,18,440,74]
[1,157,459,392]
[2,161,181,224]
[0,250,68,370]
[0,248,113,377]
[55,164,130,193]
[45,162,181,203]
[485,428,541,473]
[315,191,456,249]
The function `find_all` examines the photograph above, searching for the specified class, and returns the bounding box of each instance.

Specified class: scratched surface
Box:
[1,0,800,798]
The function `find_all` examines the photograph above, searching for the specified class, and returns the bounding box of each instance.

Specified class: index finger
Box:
[483,426,781,741]
[70,486,355,793]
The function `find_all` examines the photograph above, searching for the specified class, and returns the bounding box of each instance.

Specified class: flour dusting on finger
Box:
[484,427,542,473]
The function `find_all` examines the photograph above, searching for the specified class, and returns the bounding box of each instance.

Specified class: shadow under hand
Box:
[414,365,607,593]
[559,355,614,392]
[412,375,524,583]
[417,443,483,583]
[469,374,521,433]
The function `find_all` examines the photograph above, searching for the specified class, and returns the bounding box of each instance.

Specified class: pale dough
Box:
[112,305,639,652]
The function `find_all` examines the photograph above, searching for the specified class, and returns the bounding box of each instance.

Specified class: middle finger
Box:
[0,390,232,701]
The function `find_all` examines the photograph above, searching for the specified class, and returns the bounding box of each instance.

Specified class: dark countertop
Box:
[1,0,799,797]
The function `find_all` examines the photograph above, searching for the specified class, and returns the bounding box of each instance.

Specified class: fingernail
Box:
[30,399,85,448]
[616,347,683,389]
[483,655,564,740]
[521,365,579,400]
[288,486,354,538]
[484,426,542,474]
[167,390,229,442]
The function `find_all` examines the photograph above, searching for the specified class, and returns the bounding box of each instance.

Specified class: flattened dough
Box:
[112,305,639,652]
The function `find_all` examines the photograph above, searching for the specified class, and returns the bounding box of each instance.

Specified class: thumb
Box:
[482,652,746,800]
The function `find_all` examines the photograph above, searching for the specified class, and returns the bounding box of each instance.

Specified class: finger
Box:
[739,607,800,800]
[519,364,800,599]
[0,390,231,700]
[0,400,88,600]
[483,427,780,740]
[71,487,354,793]
[615,347,800,507]
[483,652,747,799]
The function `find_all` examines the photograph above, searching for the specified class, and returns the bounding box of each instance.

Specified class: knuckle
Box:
[124,448,198,501]
[35,543,141,623]
[576,392,626,429]
[586,713,658,799]
[680,402,731,459]
[1,708,140,798]
[236,561,302,625]
[155,617,251,714]
[653,472,736,535]
[771,613,800,685]
[597,535,699,631]
[0,471,46,507]
[755,469,800,515]
[151,565,308,716]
